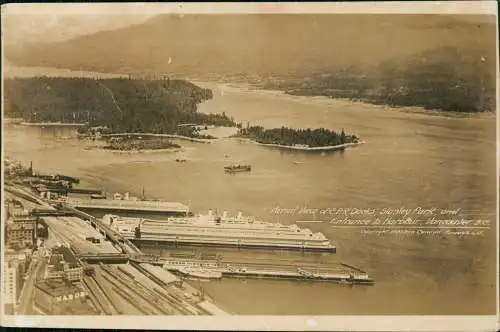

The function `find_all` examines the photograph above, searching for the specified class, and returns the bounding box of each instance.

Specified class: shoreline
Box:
[100,133,213,144]
[102,148,183,154]
[256,141,365,151]
[235,137,365,151]
[193,80,496,119]
[20,122,88,127]
[6,63,495,120]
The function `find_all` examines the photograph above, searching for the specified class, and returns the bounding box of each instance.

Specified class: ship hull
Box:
[75,207,188,217]
[221,272,373,284]
[129,238,336,253]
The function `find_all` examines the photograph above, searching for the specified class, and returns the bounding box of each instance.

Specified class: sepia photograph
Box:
[1,2,498,331]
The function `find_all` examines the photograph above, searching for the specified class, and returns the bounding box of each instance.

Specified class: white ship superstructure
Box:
[102,211,336,252]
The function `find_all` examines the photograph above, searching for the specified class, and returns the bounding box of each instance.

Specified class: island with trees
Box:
[4,76,237,146]
[102,136,181,151]
[237,125,361,151]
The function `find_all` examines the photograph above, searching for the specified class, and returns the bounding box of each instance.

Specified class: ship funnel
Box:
[208,210,213,218]
[223,211,228,219]
[124,192,129,200]
[237,211,243,219]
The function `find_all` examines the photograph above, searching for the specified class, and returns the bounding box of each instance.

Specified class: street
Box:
[15,256,47,315]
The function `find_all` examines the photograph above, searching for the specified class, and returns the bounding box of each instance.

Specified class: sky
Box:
[2,5,156,47]
[1,2,496,48]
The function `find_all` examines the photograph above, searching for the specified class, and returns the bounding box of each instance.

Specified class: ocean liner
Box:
[103,210,336,252]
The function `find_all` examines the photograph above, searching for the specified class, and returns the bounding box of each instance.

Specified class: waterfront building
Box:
[34,279,94,315]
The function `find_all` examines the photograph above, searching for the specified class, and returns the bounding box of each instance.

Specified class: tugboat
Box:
[224,164,251,173]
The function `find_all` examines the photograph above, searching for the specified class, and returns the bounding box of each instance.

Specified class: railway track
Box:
[82,276,121,315]
[92,270,143,314]
[99,264,172,315]
[124,263,200,315]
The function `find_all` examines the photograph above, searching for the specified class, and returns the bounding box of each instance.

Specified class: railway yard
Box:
[83,263,216,315]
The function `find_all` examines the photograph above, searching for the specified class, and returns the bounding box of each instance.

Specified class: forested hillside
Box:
[265,46,496,113]
[4,77,235,133]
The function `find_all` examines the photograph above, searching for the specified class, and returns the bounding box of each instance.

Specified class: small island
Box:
[102,136,181,151]
[237,125,361,151]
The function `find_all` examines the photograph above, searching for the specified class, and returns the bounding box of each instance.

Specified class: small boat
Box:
[224,164,251,173]
[175,158,187,163]
[293,161,305,165]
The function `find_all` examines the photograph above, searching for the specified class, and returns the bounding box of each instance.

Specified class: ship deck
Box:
[65,197,189,213]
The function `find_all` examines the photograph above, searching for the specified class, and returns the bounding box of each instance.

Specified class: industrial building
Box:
[2,250,32,314]
[2,260,19,314]
[5,216,37,249]
[46,246,82,282]
[34,279,95,315]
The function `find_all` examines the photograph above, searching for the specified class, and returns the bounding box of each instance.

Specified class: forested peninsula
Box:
[262,47,496,113]
[4,77,236,136]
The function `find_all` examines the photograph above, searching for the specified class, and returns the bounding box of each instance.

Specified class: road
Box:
[16,256,47,315]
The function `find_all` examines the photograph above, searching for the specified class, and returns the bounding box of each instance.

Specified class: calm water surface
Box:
[4,81,496,315]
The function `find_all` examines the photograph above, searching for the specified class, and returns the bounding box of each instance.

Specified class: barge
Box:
[224,164,251,173]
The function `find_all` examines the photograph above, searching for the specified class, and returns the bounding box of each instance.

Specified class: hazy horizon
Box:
[2,2,497,50]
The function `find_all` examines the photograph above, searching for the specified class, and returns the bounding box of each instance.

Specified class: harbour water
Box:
[3,67,497,315]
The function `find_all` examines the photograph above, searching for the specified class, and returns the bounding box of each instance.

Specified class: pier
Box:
[65,196,190,215]
[160,257,374,285]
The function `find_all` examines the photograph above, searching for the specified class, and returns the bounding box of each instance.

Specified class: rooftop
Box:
[48,254,65,271]
[57,300,97,315]
[51,246,79,268]
[7,222,35,231]
[141,263,179,284]
[11,216,38,222]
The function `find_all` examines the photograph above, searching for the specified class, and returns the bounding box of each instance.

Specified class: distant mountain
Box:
[3,13,154,52]
[5,14,496,81]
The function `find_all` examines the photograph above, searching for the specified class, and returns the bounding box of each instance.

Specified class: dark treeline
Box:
[266,47,496,113]
[238,126,359,147]
[103,137,181,151]
[4,77,236,134]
